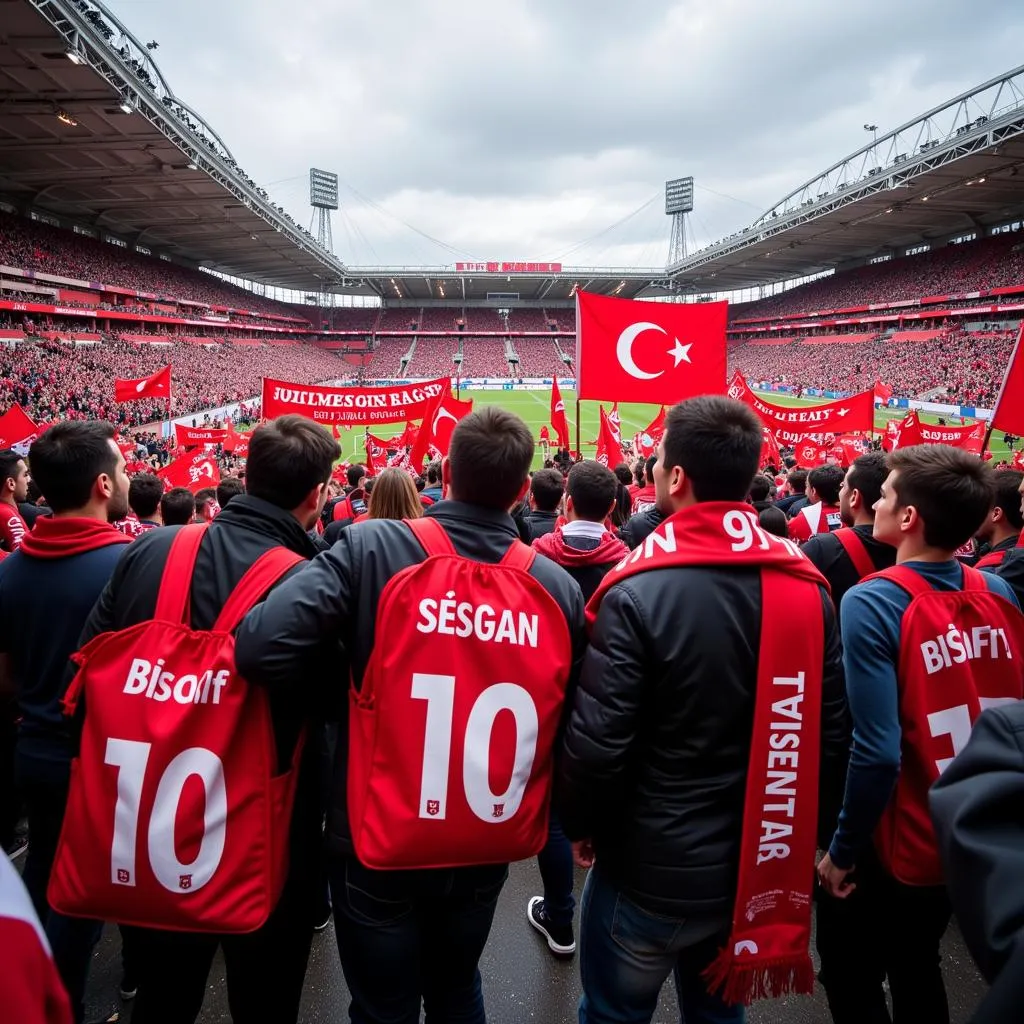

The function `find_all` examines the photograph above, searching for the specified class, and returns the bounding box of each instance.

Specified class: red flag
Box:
[795,439,828,467]
[157,451,220,493]
[607,403,623,446]
[409,391,473,473]
[576,291,727,404]
[396,422,419,449]
[114,365,172,403]
[991,325,1024,436]
[873,380,893,403]
[550,378,570,449]
[0,405,40,456]
[223,421,239,452]
[759,427,781,470]
[633,407,667,459]
[365,432,389,475]
[1013,450,1024,471]
[916,418,986,453]
[882,412,924,452]
[174,424,226,449]
[332,424,342,440]
[729,372,875,436]
[594,405,621,467]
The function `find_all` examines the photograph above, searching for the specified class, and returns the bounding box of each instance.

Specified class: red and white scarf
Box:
[587,501,828,1005]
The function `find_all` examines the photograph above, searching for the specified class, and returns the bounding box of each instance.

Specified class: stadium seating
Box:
[406,336,459,377]
[511,337,568,377]
[733,234,1024,320]
[456,338,509,377]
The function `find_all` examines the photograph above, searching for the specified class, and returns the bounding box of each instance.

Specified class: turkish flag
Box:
[990,325,1024,436]
[0,405,40,456]
[576,291,727,404]
[796,439,828,467]
[594,405,621,467]
[633,407,667,459]
[114,365,172,403]
[550,378,570,449]
[409,391,473,473]
[158,451,220,493]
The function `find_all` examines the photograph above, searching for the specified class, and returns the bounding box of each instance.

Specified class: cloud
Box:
[104,0,1024,269]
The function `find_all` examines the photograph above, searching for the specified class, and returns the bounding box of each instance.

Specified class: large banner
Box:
[261,376,450,425]
[175,425,227,448]
[729,372,875,436]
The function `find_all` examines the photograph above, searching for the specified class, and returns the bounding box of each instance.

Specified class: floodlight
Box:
[118,97,134,114]
[66,47,85,65]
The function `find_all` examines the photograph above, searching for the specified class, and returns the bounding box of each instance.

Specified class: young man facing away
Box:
[802,452,896,617]
[216,474,245,510]
[775,467,808,518]
[558,396,848,1024]
[527,460,628,958]
[0,449,31,553]
[235,407,586,1024]
[421,460,443,504]
[817,446,1023,1024]
[630,455,657,515]
[788,463,845,543]
[74,415,340,1024]
[974,469,1023,570]
[0,422,131,1022]
[115,473,164,538]
[160,486,195,527]
[525,467,565,540]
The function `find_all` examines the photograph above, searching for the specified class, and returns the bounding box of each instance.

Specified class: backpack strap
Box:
[405,516,456,557]
[870,562,989,598]
[213,547,306,633]
[500,540,536,572]
[154,525,209,625]
[833,528,876,580]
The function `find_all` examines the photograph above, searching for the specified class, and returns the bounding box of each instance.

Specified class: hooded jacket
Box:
[532,524,628,603]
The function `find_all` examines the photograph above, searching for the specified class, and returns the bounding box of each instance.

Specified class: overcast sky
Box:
[105,0,1024,269]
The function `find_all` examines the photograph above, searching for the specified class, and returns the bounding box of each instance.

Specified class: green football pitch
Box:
[330,389,1010,470]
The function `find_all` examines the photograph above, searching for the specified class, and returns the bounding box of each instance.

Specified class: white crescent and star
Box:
[432,407,459,432]
[615,323,692,380]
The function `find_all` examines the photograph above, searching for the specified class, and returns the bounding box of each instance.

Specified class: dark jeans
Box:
[578,866,744,1024]
[329,853,508,1024]
[17,752,103,1024]
[816,850,953,1024]
[537,810,575,927]
[127,860,316,1024]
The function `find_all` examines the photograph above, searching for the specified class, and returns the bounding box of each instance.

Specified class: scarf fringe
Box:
[702,948,815,1007]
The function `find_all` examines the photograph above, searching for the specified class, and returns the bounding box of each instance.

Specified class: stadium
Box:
[1,1,1023,1022]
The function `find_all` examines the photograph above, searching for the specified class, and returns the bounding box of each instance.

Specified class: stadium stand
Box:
[457,338,509,377]
[406,336,458,377]
[510,336,568,377]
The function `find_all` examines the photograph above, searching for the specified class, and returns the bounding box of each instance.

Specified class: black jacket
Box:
[75,496,334,886]
[802,523,896,621]
[996,547,1024,607]
[619,507,665,550]
[524,509,560,541]
[930,704,1024,1024]
[557,563,847,921]
[234,501,588,857]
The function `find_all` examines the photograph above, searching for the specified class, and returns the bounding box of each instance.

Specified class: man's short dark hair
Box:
[567,461,617,522]
[245,415,340,510]
[216,476,245,508]
[426,461,442,485]
[888,445,995,550]
[645,455,657,485]
[749,475,772,503]
[129,473,163,519]
[662,397,762,502]
[807,464,845,505]
[448,407,533,509]
[194,487,217,514]
[161,487,195,526]
[759,505,789,538]
[347,464,366,489]
[787,468,808,493]
[0,449,24,489]
[613,462,633,487]
[992,469,1024,531]
[28,422,117,514]
[530,468,564,512]
[846,452,888,512]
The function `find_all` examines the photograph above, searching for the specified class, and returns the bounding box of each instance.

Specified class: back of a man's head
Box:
[426,461,442,486]
[530,469,565,513]
[161,487,196,526]
[194,487,217,516]
[661,397,762,502]
[845,452,888,514]
[567,461,617,522]
[748,475,772,504]
[129,473,163,519]
[808,464,845,506]
[29,421,119,515]
[644,455,657,486]
[347,464,366,490]
[787,468,808,495]
[613,462,633,487]
[448,407,533,509]
[887,445,994,550]
[245,415,341,510]
[216,475,245,508]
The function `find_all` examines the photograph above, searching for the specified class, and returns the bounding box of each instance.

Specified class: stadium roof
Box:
[0,0,345,291]
[667,64,1024,293]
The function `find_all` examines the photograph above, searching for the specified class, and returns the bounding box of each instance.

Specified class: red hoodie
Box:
[631,485,657,515]
[533,526,629,603]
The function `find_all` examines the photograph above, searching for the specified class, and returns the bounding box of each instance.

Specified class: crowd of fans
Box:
[730,327,1017,406]
[734,232,1024,320]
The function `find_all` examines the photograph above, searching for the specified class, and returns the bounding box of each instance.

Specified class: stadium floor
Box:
[83,858,988,1023]
[324,388,1011,471]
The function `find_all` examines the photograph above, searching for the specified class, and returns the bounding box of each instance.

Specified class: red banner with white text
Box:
[261,376,450,425]
[728,372,875,436]
[175,425,227,448]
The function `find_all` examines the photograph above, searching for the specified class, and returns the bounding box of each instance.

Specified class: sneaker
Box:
[527,896,575,957]
[313,905,332,932]
[119,972,137,1001]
